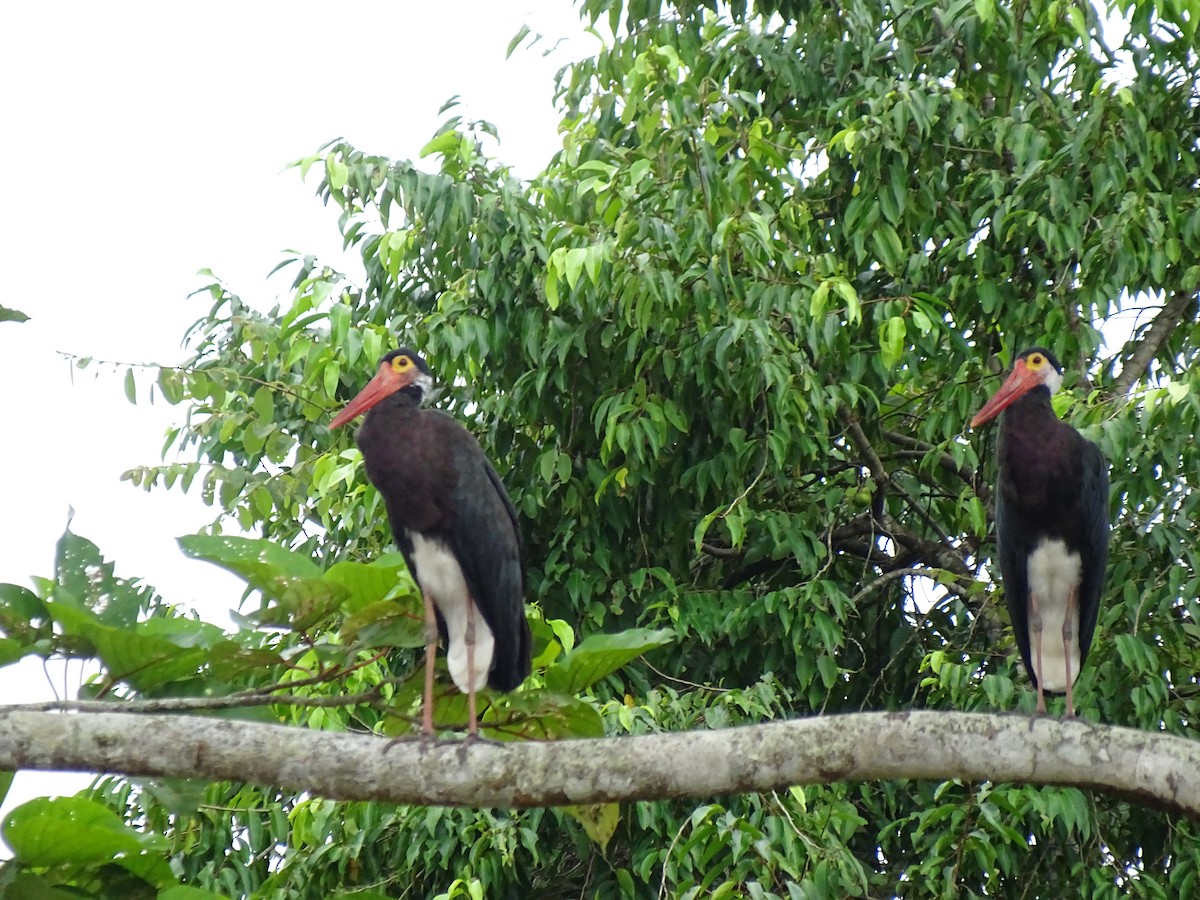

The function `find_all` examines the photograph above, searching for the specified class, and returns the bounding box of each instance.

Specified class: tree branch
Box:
[837,406,887,484]
[881,429,988,504]
[0,709,1196,816]
[1109,290,1196,396]
[701,542,745,560]
[849,567,971,607]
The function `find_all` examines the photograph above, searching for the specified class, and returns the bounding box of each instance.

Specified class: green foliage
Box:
[5,0,1200,896]
[0,795,181,898]
[0,305,28,325]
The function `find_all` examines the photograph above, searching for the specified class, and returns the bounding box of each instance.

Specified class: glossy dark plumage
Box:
[354,379,531,691]
[331,348,531,731]
[973,347,1110,715]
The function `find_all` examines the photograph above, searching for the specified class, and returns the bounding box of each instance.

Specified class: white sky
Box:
[0,0,590,855]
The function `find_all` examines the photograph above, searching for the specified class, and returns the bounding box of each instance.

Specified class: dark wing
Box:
[1074,437,1110,668]
[442,421,531,692]
[995,474,1039,688]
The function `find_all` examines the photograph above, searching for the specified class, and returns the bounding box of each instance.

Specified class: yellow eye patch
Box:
[391,355,413,372]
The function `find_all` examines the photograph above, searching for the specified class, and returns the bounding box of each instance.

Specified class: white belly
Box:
[1026,538,1082,691]
[409,533,495,692]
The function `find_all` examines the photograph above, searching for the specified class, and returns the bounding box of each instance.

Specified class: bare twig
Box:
[5,687,391,715]
[849,567,971,607]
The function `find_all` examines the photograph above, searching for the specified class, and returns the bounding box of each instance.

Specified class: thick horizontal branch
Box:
[1,709,1196,816]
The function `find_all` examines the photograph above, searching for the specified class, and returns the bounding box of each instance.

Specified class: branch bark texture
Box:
[1,709,1196,816]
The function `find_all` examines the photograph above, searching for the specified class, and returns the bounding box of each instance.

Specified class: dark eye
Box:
[1030,354,1043,366]
[393,356,411,371]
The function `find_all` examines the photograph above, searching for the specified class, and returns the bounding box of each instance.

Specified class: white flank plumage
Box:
[1026,538,1082,691]
[409,533,495,692]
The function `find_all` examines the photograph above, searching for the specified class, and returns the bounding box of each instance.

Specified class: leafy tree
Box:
[4,0,1200,897]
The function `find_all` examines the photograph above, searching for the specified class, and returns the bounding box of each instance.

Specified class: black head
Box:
[330,348,435,429]
[971,346,1065,427]
[380,348,433,402]
[1016,347,1063,374]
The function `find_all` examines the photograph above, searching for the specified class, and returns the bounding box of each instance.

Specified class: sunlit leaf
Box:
[562,803,620,852]
[545,628,675,695]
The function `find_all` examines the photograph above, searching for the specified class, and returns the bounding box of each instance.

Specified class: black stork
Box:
[330,348,531,736]
[970,347,1110,717]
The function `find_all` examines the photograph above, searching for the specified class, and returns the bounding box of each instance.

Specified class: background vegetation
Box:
[3,0,1200,896]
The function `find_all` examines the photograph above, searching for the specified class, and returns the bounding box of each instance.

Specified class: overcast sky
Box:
[0,0,589,851]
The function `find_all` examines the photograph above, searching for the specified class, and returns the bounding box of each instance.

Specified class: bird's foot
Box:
[457,730,499,745]
[381,730,438,754]
[1027,704,1049,732]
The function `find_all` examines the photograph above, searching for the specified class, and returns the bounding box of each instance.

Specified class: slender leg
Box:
[422,590,438,736]
[1030,592,1047,716]
[465,598,478,737]
[1062,587,1077,719]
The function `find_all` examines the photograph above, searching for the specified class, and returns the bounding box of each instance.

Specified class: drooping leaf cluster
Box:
[5,0,1200,896]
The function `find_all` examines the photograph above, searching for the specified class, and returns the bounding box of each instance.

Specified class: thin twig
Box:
[4,688,389,715]
[881,429,988,504]
[849,567,971,607]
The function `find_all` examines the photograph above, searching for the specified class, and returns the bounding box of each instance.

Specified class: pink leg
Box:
[422,591,437,735]
[1030,592,1047,716]
[1062,587,1077,719]
[465,598,478,737]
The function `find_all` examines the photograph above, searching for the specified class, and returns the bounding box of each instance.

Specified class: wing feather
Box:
[1075,437,1110,667]
[442,423,531,691]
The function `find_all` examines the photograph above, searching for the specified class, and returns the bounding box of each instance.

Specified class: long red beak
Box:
[970,359,1040,428]
[330,364,403,429]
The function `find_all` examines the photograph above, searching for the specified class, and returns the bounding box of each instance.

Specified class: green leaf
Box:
[544,627,674,695]
[339,597,426,649]
[54,529,149,626]
[323,555,412,613]
[870,224,905,272]
[124,368,137,404]
[179,534,344,629]
[252,386,274,423]
[326,157,349,191]
[45,600,207,691]
[157,367,185,404]
[0,582,45,629]
[323,359,341,398]
[879,316,905,370]
[561,803,620,852]
[505,23,531,59]
[486,690,605,739]
[419,130,460,159]
[2,796,166,867]
[0,305,29,324]
[0,637,25,667]
[178,534,322,583]
[137,779,211,818]
[564,247,586,290]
